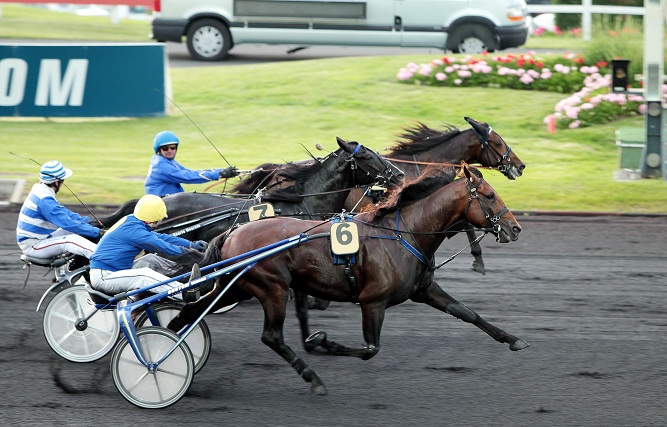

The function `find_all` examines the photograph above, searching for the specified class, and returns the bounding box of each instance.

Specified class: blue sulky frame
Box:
[111,231,331,408]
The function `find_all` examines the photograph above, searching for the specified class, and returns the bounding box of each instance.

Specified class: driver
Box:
[145,130,240,196]
[89,194,207,299]
[16,160,103,260]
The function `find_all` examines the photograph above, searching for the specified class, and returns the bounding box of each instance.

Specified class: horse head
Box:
[336,137,404,187]
[464,117,525,180]
[460,165,521,243]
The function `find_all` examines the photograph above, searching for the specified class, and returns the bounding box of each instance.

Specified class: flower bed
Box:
[396,52,664,129]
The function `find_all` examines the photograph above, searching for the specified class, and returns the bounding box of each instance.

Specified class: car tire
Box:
[447,24,498,54]
[186,18,232,61]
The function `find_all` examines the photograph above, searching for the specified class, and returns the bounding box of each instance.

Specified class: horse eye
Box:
[485,192,495,200]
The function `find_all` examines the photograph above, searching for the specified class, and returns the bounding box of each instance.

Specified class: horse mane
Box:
[386,122,463,156]
[260,158,329,203]
[231,163,284,195]
[367,167,483,222]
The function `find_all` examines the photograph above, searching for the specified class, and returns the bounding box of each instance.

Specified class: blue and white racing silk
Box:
[145,155,223,196]
[16,183,100,251]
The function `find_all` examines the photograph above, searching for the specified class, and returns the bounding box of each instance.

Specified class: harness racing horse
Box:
[169,165,526,395]
[346,116,525,275]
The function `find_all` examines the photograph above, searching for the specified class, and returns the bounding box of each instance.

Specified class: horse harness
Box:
[470,124,514,176]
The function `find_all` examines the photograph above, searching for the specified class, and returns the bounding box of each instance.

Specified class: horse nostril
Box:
[397,173,405,180]
[518,164,525,173]
[513,225,521,234]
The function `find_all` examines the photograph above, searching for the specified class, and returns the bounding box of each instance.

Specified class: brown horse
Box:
[169,165,525,395]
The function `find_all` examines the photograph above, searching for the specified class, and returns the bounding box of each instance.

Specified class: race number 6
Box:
[330,222,359,255]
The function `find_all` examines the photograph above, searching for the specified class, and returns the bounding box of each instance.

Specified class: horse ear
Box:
[465,117,488,135]
[336,136,349,151]
[462,163,473,181]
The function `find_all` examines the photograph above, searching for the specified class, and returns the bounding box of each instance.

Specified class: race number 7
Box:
[248,203,275,221]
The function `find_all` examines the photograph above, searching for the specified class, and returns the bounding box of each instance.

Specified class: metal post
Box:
[641,0,665,179]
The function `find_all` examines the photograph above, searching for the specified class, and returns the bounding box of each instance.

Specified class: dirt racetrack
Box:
[1,205,665,427]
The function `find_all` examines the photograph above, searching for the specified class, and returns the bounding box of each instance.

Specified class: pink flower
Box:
[435,72,447,81]
[520,74,534,84]
[457,70,472,78]
[454,79,463,85]
[397,68,413,80]
[418,65,433,76]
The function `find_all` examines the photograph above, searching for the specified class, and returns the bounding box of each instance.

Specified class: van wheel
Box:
[186,19,232,61]
[447,24,497,54]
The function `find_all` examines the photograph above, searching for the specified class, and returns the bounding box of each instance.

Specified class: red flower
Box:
[597,61,608,67]
[575,58,584,64]
[536,61,544,68]
[517,59,525,67]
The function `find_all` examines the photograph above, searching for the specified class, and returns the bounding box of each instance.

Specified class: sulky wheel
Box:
[111,326,194,409]
[43,285,119,362]
[134,302,212,374]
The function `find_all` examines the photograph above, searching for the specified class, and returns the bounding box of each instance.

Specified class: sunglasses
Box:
[160,144,178,151]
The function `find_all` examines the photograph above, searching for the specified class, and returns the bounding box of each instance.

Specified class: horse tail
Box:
[94,199,139,228]
[197,228,234,293]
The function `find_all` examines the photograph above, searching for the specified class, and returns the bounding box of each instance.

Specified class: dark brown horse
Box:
[169,165,525,395]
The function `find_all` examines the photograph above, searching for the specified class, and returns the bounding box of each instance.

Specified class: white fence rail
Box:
[527,0,646,41]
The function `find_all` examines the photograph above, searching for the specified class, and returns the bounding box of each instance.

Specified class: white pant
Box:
[90,255,184,300]
[22,229,96,259]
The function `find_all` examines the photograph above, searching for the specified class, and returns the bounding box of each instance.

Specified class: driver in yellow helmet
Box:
[89,194,208,299]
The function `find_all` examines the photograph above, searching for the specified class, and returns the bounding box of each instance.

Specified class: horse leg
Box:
[411,282,529,351]
[466,225,485,275]
[258,289,327,395]
[293,290,319,352]
[304,303,382,360]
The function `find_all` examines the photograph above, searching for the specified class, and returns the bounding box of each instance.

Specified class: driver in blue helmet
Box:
[145,131,240,196]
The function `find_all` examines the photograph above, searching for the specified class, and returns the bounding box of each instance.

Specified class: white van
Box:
[151,0,529,61]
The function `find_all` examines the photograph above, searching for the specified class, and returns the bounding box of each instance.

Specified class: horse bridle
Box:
[464,176,509,236]
[470,125,514,176]
[344,142,402,187]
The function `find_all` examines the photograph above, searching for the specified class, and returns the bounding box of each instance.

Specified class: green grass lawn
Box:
[1,5,663,213]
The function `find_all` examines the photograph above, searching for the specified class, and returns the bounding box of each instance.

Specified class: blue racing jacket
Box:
[145,155,223,196]
[16,183,101,250]
[90,214,193,272]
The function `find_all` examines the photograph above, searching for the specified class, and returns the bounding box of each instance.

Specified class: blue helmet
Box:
[153,131,180,153]
[39,160,73,183]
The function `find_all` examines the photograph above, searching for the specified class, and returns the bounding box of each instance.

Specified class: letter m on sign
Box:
[35,59,88,106]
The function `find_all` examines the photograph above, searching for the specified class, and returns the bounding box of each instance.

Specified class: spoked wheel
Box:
[111,326,194,409]
[135,302,212,374]
[43,286,119,362]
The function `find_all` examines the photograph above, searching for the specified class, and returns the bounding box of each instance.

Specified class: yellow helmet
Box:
[134,195,167,223]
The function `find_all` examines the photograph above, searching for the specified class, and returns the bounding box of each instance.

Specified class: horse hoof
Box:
[305,331,326,348]
[310,383,328,396]
[307,297,330,311]
[509,339,530,351]
[471,261,486,275]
